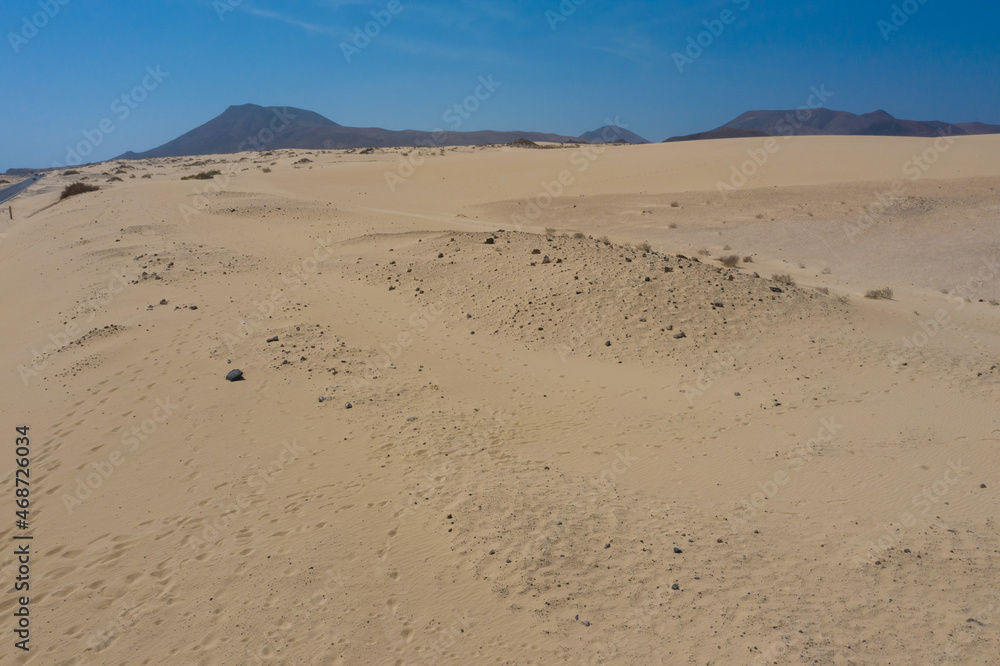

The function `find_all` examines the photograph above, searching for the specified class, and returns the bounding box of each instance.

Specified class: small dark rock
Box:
[225,369,244,382]
[605,340,612,347]
[769,287,783,293]
[267,336,279,343]
[484,237,495,245]
[345,402,352,409]
[581,620,590,627]
[159,298,168,305]
[189,305,198,310]
[531,249,541,255]
[982,484,987,488]
[542,255,551,264]
[673,547,682,554]
[672,584,680,590]
[673,332,686,339]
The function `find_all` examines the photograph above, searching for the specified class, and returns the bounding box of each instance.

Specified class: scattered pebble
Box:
[345,402,353,409]
[225,369,243,382]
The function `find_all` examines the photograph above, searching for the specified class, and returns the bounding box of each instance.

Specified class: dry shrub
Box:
[60,182,99,199]
[772,273,795,286]
[865,287,894,300]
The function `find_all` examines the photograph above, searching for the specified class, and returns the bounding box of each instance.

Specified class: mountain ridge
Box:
[116,104,648,160]
[669,108,1000,141]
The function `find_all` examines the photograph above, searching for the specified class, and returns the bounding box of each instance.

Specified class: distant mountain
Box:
[957,121,1000,135]
[117,104,647,160]
[578,125,649,144]
[664,127,769,143]
[685,108,1000,140]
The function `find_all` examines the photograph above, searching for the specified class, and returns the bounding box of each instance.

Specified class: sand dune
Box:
[1,138,998,664]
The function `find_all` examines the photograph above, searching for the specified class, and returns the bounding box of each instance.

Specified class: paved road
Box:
[0,175,43,205]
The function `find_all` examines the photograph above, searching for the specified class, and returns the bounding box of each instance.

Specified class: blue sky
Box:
[1,0,998,171]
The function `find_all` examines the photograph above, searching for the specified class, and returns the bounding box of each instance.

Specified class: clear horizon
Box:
[2,0,998,171]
